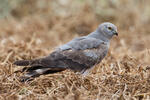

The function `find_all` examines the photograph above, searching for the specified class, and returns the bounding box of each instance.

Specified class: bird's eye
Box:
[108,27,112,30]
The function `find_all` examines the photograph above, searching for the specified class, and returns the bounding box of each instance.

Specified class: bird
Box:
[14,22,118,82]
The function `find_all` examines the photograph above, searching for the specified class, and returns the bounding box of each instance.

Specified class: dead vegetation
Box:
[0,0,150,100]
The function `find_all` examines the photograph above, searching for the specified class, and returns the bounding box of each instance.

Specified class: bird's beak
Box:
[113,31,118,36]
[114,32,118,36]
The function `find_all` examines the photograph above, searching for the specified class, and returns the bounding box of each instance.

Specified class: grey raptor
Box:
[14,22,118,82]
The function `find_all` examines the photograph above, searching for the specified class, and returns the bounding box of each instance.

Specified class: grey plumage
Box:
[14,22,118,82]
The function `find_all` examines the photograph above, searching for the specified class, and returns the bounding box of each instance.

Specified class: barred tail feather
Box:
[14,59,41,66]
[20,68,65,82]
[14,60,30,66]
[13,58,66,82]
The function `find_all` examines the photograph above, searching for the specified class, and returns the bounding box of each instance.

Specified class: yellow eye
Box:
[108,27,112,30]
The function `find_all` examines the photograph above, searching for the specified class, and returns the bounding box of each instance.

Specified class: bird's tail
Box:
[14,60,31,66]
[19,67,65,82]
[13,58,43,66]
[13,58,65,82]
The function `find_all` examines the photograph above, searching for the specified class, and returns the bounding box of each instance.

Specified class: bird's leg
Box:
[81,66,95,77]
[81,69,91,77]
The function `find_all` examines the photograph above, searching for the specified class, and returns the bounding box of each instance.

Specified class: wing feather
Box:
[59,42,108,71]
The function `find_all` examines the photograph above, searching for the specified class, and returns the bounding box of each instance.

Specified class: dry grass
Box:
[1,0,150,100]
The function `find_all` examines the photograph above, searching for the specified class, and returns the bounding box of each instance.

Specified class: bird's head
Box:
[97,22,118,39]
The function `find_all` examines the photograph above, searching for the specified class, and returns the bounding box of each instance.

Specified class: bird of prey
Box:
[14,22,118,82]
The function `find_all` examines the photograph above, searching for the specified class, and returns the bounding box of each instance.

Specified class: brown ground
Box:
[0,0,150,100]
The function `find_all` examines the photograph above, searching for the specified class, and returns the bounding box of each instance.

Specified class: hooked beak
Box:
[114,32,118,36]
[113,31,118,36]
